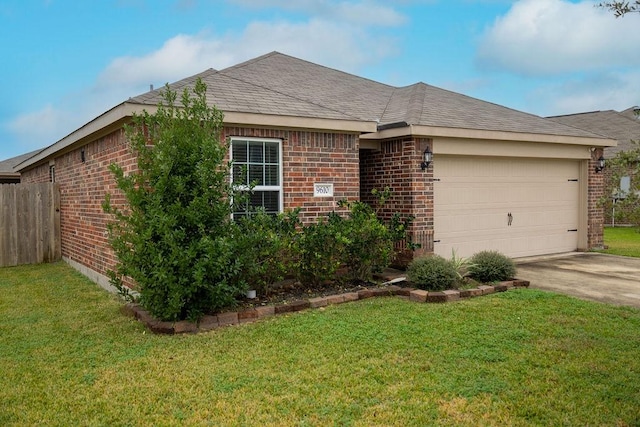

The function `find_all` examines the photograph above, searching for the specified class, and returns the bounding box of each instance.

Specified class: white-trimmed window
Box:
[230,137,283,219]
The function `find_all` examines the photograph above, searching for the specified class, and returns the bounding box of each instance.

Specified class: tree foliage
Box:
[103,79,245,321]
[598,1,640,17]
[603,140,640,227]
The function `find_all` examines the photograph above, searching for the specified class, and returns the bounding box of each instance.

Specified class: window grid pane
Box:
[249,141,264,163]
[232,138,281,219]
[265,143,279,163]
[265,165,278,186]
[249,164,264,185]
[232,142,247,162]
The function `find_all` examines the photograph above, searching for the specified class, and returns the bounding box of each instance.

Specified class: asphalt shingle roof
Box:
[548,109,640,156]
[129,51,601,139]
[0,149,42,174]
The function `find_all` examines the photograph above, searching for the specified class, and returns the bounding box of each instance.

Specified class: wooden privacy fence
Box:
[0,183,61,267]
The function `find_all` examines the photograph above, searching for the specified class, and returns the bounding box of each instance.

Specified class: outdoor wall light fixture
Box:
[81,148,86,163]
[421,147,433,171]
[595,155,605,173]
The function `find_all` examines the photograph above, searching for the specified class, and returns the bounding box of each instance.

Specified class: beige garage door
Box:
[434,156,580,259]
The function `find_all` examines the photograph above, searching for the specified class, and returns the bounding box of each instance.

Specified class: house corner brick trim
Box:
[360,137,434,262]
[588,147,606,249]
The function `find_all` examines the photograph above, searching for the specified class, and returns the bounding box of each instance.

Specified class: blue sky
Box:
[1,0,639,160]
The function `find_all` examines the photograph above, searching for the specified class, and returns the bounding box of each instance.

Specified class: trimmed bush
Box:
[296,214,345,286]
[233,209,301,295]
[407,255,457,291]
[296,200,395,286]
[338,200,394,282]
[469,250,516,283]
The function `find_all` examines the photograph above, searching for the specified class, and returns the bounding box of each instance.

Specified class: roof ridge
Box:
[410,83,429,125]
[128,68,219,103]
[217,51,280,73]
[546,110,606,118]
[218,51,386,121]
[226,51,397,90]
[218,71,365,121]
[616,109,640,125]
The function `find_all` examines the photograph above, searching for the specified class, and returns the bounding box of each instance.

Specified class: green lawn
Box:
[2,262,640,426]
[600,226,640,257]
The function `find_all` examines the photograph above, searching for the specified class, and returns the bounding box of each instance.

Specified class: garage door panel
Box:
[434,156,580,259]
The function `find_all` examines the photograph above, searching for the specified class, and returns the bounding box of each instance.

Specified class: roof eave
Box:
[223,111,376,133]
[16,102,152,172]
[0,172,20,179]
[17,103,377,172]
[360,124,617,147]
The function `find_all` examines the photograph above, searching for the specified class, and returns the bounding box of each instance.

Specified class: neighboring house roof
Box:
[548,109,640,156]
[0,149,42,181]
[620,106,640,121]
[18,51,613,172]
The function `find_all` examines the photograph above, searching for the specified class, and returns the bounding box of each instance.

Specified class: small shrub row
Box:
[236,198,407,292]
[407,250,516,291]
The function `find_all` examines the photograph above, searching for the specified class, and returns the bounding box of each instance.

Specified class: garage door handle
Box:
[507,212,513,226]
[567,229,578,232]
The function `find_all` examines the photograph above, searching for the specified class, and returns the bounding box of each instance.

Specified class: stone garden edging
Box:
[121,279,530,335]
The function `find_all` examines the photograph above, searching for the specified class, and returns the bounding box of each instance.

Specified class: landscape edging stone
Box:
[125,278,530,334]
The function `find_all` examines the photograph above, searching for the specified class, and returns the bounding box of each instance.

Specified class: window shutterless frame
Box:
[229,137,283,219]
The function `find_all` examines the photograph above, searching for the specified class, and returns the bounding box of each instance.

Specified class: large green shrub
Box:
[103,79,245,321]
[468,250,516,283]
[407,255,457,291]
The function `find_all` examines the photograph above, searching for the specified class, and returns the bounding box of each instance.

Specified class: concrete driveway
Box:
[515,252,640,308]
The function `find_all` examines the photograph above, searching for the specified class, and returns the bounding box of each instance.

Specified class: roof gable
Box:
[130,52,388,122]
[18,52,615,172]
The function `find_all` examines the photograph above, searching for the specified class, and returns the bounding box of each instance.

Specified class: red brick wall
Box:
[20,129,136,279]
[588,148,606,248]
[20,162,50,183]
[223,127,360,223]
[20,126,360,278]
[360,137,434,256]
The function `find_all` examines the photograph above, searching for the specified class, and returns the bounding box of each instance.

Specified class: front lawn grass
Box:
[2,262,640,426]
[600,226,640,257]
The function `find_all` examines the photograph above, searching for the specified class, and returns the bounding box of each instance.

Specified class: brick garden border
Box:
[121,279,530,335]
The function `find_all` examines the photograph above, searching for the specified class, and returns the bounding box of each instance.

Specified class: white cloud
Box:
[6,105,76,147]
[534,70,640,115]
[476,0,640,75]
[97,17,397,90]
[96,33,226,89]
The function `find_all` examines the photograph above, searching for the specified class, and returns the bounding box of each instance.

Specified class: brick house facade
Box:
[17,52,615,287]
